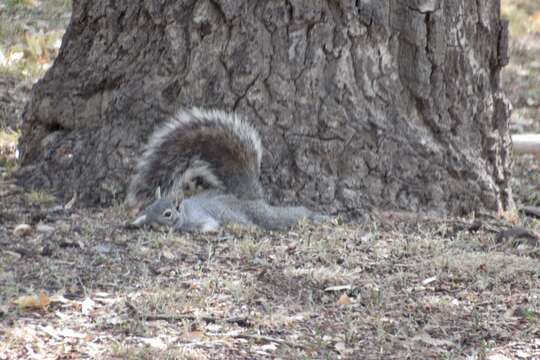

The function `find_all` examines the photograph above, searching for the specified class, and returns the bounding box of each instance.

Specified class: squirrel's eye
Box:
[163,210,172,218]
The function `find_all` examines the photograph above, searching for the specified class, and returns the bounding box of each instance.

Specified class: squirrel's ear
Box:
[155,187,162,200]
[174,192,184,209]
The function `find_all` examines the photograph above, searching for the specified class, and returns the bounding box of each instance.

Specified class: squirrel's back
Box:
[126,108,264,210]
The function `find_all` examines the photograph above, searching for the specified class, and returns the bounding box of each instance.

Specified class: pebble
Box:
[36,223,55,233]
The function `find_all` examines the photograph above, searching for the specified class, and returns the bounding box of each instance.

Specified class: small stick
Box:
[229,333,311,351]
[125,299,250,326]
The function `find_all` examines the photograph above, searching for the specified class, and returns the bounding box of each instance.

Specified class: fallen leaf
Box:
[422,276,437,285]
[337,294,352,306]
[14,290,50,310]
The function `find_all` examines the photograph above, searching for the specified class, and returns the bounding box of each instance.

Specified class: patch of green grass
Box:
[24,190,57,206]
[0,129,19,145]
[0,0,71,80]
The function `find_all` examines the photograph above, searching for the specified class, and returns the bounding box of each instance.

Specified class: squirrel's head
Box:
[131,187,183,229]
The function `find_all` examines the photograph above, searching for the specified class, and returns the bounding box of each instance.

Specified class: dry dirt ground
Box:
[0,1,539,359]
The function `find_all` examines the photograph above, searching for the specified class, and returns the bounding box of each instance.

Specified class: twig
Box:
[228,333,311,351]
[520,206,540,219]
[495,226,539,245]
[146,314,250,326]
[126,300,309,349]
[0,190,19,198]
[125,299,251,327]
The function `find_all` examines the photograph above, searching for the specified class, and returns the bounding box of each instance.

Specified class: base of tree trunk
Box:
[17,1,514,215]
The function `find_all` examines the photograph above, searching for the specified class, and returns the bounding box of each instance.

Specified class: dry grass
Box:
[0,192,538,358]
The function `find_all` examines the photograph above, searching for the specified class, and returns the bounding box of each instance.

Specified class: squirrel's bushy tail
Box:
[126,108,264,209]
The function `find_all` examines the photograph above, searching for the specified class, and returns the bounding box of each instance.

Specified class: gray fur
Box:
[127,107,329,231]
[126,108,264,209]
[132,190,329,232]
[150,108,262,167]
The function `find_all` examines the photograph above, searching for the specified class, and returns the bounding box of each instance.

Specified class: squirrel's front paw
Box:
[199,219,220,233]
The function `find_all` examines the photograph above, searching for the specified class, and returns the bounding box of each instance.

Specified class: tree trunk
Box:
[18,0,513,215]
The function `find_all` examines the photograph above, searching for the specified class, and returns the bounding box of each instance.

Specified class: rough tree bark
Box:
[18,0,513,215]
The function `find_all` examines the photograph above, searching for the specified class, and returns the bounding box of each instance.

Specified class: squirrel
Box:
[126,108,264,210]
[127,108,329,232]
[131,187,328,232]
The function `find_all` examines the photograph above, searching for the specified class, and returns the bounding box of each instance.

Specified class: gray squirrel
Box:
[127,108,328,232]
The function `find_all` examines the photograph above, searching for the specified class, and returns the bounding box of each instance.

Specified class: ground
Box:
[0,1,539,359]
